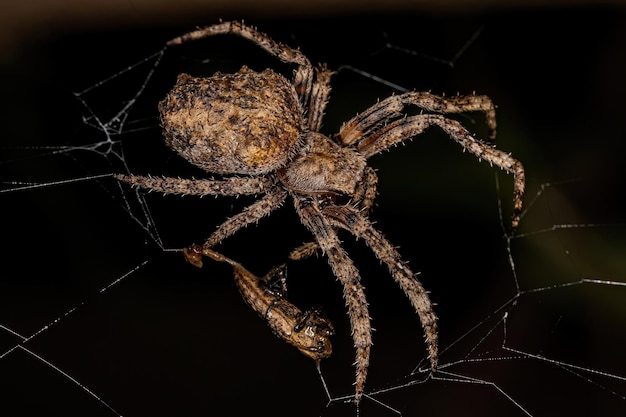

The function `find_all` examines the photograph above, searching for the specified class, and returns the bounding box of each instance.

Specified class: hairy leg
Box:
[356,114,524,228]
[322,204,438,369]
[165,21,314,108]
[114,174,275,196]
[339,91,497,146]
[202,187,288,248]
[296,199,372,404]
[307,64,334,132]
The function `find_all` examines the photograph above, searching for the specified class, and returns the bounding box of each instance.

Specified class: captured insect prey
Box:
[115,20,525,404]
[183,244,334,361]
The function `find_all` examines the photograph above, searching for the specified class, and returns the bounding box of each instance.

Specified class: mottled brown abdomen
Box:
[159,67,304,175]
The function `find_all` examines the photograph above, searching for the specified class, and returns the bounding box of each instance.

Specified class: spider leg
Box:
[114,174,275,196]
[117,173,287,248]
[203,187,288,248]
[307,64,334,131]
[165,21,316,110]
[322,204,438,370]
[296,199,372,405]
[289,241,321,261]
[339,92,497,145]
[353,166,379,215]
[166,21,310,67]
[356,114,525,228]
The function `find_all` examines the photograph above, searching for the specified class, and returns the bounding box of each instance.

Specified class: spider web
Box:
[2,11,626,417]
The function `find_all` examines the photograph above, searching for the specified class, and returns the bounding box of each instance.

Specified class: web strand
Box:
[2,17,625,417]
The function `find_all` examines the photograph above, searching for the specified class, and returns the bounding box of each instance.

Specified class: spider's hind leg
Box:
[165,21,317,111]
[166,21,310,67]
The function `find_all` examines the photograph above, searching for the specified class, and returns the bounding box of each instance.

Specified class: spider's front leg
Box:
[339,92,497,146]
[296,199,372,405]
[355,114,525,228]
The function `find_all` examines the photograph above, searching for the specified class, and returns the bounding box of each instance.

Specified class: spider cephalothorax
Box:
[115,21,525,404]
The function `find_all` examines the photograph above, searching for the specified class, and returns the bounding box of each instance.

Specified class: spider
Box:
[115,21,525,404]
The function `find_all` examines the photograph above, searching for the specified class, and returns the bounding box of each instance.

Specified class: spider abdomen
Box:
[159,67,304,175]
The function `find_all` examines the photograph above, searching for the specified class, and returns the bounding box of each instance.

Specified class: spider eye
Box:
[159,67,304,175]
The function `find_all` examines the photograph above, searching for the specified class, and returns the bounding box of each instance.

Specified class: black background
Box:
[2,6,626,417]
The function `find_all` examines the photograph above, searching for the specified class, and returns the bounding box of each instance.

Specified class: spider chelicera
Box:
[115,21,525,404]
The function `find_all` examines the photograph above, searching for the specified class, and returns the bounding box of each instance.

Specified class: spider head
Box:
[159,67,304,175]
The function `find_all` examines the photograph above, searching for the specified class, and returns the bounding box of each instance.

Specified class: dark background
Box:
[2,4,626,416]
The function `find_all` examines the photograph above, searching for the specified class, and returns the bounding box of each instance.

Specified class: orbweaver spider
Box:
[115,21,525,404]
